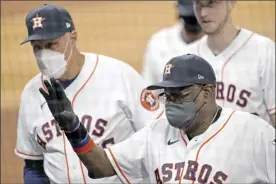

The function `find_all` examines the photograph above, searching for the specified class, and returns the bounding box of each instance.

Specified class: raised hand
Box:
[39,77,80,132]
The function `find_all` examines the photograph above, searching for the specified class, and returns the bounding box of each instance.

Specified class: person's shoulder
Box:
[225,107,270,130]
[243,28,275,47]
[221,108,274,148]
[83,52,131,69]
[151,24,179,41]
[21,73,43,99]
[84,52,139,77]
[147,23,182,47]
[219,108,272,142]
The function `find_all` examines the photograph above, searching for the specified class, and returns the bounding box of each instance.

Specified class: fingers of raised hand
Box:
[39,87,50,101]
[44,79,57,99]
[51,78,66,100]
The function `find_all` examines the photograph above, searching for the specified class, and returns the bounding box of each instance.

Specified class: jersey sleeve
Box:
[253,124,275,183]
[260,39,275,115]
[123,65,163,131]
[105,125,149,183]
[15,90,44,160]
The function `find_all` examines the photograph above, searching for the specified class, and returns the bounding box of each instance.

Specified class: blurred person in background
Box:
[15,4,162,184]
[141,0,204,85]
[187,0,275,126]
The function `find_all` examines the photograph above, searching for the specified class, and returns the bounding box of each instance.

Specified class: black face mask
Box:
[179,16,202,34]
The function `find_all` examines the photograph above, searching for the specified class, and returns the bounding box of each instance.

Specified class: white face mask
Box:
[35,36,73,79]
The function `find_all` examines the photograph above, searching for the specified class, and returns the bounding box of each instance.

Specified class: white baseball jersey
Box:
[186,29,275,124]
[106,108,275,184]
[142,22,199,85]
[15,53,163,183]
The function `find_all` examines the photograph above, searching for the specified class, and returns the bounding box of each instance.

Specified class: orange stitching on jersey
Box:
[107,148,131,184]
[15,149,43,157]
[58,54,99,184]
[156,110,164,119]
[220,33,254,106]
[79,160,87,183]
[72,54,99,106]
[197,32,255,106]
[39,55,99,183]
[190,110,235,184]
[179,129,187,146]
[268,107,276,113]
[63,133,71,184]
[70,54,99,184]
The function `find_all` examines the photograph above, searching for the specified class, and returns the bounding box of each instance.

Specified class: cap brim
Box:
[20,32,65,45]
[147,80,194,90]
[177,4,194,16]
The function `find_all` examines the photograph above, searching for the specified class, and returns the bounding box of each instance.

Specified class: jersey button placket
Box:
[187,137,201,151]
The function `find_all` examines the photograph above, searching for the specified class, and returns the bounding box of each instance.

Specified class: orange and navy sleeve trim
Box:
[72,134,95,154]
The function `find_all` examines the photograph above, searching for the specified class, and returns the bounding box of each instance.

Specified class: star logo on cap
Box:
[164,64,174,75]
[31,14,46,30]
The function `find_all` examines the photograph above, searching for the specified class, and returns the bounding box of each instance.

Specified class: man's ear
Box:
[203,84,214,99]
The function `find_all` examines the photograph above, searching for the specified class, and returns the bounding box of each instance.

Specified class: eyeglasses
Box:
[158,84,213,104]
[158,85,198,104]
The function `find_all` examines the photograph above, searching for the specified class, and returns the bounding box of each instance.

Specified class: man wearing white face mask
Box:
[16,4,163,184]
[34,33,72,79]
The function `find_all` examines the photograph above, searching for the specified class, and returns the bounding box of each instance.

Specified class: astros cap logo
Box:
[164,64,174,75]
[31,14,46,30]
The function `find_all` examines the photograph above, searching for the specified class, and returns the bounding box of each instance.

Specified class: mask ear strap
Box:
[66,45,73,62]
[64,35,73,62]
[195,101,205,114]
[64,35,70,54]
[192,86,203,102]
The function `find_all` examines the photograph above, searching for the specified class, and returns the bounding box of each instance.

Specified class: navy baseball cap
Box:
[177,0,195,16]
[20,4,75,45]
[147,54,216,90]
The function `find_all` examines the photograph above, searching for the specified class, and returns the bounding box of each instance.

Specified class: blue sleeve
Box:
[24,160,50,184]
